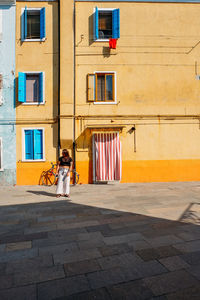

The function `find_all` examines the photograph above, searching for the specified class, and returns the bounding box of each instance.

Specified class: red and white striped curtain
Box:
[93,132,122,182]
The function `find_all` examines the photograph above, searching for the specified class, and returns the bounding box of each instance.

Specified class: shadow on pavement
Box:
[27,190,57,198]
[178,202,200,225]
[0,198,200,299]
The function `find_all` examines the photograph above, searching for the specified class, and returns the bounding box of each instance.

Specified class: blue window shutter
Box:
[18,72,26,103]
[34,130,43,160]
[39,72,43,103]
[24,6,27,39]
[25,130,34,160]
[94,7,98,40]
[112,9,120,39]
[40,8,46,39]
[21,6,27,41]
[21,11,24,40]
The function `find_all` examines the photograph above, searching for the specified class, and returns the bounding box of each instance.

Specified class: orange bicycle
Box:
[41,162,57,186]
[41,162,79,186]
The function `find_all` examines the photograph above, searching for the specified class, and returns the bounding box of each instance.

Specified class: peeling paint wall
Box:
[0,5,16,185]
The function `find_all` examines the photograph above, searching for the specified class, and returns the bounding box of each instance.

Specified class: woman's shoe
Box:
[64,194,69,197]
[56,194,61,198]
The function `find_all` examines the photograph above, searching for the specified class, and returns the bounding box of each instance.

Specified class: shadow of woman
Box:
[27,190,56,197]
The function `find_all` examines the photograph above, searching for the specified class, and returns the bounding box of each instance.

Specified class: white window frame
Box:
[0,73,2,105]
[21,8,45,42]
[0,138,3,171]
[22,71,45,105]
[0,10,2,42]
[93,71,117,105]
[22,127,45,162]
[94,8,115,42]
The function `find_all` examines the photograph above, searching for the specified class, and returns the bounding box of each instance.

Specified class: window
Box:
[18,72,44,104]
[27,10,40,39]
[99,11,112,39]
[0,10,2,41]
[23,129,44,161]
[0,74,2,105]
[21,7,45,41]
[94,8,120,40]
[0,138,2,170]
[87,72,116,103]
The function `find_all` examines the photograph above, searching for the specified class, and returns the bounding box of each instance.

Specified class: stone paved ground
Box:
[0,182,200,299]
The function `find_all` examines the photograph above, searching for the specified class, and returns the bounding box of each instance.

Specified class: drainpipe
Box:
[73,0,76,173]
[57,0,61,159]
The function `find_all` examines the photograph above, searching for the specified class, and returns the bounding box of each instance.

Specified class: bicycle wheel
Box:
[73,171,79,185]
[42,171,56,186]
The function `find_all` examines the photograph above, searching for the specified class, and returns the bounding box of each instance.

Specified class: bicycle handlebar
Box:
[50,162,57,168]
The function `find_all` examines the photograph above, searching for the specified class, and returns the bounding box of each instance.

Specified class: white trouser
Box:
[56,168,70,195]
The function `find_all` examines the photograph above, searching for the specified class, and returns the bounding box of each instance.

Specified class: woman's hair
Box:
[62,149,69,157]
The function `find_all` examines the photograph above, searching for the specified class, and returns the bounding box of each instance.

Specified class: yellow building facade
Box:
[16,0,200,185]
[16,0,58,185]
[60,0,200,184]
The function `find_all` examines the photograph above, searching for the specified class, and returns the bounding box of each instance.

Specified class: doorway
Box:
[93,132,122,183]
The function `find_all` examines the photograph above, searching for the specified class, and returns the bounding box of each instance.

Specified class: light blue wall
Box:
[0,5,16,185]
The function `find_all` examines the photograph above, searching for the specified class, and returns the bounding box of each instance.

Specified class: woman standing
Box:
[56,149,73,198]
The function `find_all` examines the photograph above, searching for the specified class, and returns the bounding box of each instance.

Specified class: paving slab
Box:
[97,252,143,270]
[143,269,199,296]
[136,245,182,261]
[56,287,111,300]
[98,243,133,256]
[0,182,200,299]
[53,248,102,265]
[64,259,101,277]
[13,265,65,287]
[166,284,200,300]
[37,275,90,300]
[5,241,32,251]
[158,255,190,271]
[180,251,200,265]
[0,285,37,300]
[6,255,53,274]
[186,263,200,280]
[106,280,154,300]
[173,240,200,253]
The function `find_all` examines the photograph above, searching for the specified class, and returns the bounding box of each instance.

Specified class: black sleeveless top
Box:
[59,156,73,167]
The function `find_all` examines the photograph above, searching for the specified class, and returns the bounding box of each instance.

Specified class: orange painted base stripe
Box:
[17,162,54,185]
[17,159,200,185]
[76,159,200,184]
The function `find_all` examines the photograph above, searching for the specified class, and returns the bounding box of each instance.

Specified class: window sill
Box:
[95,39,109,42]
[22,102,45,105]
[22,159,46,162]
[22,38,46,42]
[94,101,117,105]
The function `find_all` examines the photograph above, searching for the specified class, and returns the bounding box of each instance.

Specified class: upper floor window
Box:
[21,7,45,41]
[0,74,2,105]
[0,138,2,171]
[94,8,120,41]
[0,10,2,41]
[87,72,116,103]
[27,10,40,39]
[18,72,44,104]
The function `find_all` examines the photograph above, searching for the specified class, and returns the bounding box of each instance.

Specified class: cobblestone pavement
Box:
[0,182,200,299]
